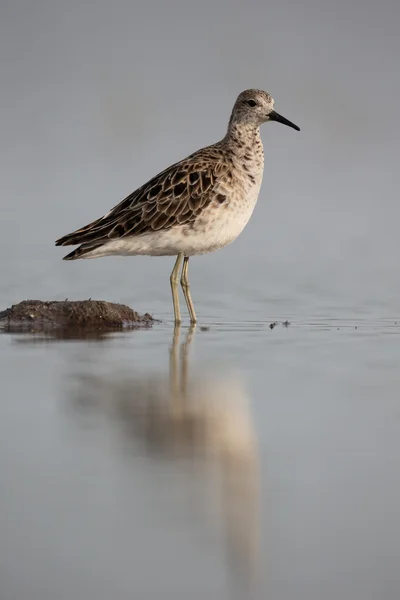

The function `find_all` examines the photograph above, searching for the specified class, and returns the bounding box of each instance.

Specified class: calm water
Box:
[2,1,400,597]
[1,291,400,599]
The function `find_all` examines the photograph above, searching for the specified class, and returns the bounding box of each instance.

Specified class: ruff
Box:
[56,89,300,323]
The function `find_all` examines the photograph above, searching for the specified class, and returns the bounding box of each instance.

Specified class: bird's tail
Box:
[55,215,109,260]
[61,243,103,260]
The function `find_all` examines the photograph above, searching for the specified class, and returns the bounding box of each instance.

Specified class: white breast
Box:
[175,170,263,256]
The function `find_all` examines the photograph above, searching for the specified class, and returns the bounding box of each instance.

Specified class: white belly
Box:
[83,180,262,259]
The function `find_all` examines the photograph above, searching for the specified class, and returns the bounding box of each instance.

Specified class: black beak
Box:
[269,110,300,131]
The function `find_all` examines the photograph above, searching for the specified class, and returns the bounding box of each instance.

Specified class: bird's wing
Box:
[55,146,230,247]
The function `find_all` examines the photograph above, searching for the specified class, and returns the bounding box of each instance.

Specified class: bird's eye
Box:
[246,100,257,107]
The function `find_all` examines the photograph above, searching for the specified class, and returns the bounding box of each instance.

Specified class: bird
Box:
[55,89,300,324]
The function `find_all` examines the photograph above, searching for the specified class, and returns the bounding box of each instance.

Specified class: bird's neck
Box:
[224,122,264,166]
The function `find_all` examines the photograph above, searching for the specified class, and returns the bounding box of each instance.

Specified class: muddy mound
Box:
[0,300,155,333]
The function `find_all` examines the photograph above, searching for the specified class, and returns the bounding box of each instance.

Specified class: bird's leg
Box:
[170,253,184,324]
[180,256,197,324]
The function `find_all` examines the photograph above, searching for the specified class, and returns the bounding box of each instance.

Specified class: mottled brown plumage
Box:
[55,146,230,258]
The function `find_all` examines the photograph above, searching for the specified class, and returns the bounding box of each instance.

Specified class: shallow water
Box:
[1,305,400,599]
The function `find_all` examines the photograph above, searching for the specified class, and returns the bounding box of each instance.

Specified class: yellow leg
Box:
[180,256,197,324]
[170,253,184,324]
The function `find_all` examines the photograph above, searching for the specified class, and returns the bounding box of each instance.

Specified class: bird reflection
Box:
[73,325,260,584]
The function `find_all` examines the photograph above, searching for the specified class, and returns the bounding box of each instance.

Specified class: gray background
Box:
[1,0,399,315]
[1,1,400,599]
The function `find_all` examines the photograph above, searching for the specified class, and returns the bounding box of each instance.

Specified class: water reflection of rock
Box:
[73,326,260,584]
